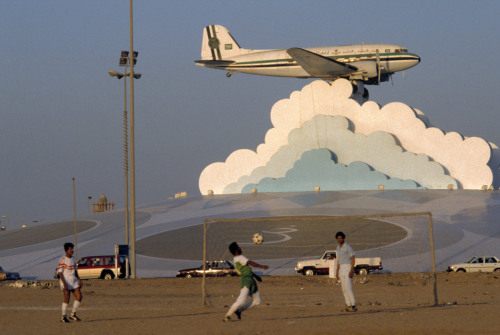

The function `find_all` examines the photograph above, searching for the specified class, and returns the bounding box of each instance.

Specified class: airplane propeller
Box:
[376,50,394,85]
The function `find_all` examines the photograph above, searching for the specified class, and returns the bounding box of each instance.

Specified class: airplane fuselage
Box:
[196,25,420,84]
[199,44,419,82]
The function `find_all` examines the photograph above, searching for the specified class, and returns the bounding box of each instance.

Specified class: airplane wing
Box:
[287,48,357,78]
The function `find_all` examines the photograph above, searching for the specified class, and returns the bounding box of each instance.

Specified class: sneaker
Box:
[235,310,242,320]
[68,314,81,322]
[60,315,70,323]
[341,306,357,312]
[223,316,231,322]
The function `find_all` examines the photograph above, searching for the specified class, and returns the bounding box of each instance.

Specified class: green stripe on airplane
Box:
[210,25,222,61]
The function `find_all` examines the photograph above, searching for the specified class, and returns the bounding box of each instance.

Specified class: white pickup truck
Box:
[295,250,383,276]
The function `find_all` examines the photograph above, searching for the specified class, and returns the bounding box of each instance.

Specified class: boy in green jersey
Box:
[224,242,268,322]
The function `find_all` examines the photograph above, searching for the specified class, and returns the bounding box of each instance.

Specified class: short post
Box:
[428,213,438,306]
[114,244,119,280]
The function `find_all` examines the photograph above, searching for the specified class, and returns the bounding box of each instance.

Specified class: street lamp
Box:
[109,47,141,278]
[109,70,142,80]
[128,0,137,279]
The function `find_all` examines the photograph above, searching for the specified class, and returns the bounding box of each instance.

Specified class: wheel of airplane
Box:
[351,82,358,94]
[226,72,232,78]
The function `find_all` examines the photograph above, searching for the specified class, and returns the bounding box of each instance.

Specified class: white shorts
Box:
[60,275,80,291]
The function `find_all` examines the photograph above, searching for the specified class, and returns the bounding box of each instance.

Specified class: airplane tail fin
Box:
[201,25,245,60]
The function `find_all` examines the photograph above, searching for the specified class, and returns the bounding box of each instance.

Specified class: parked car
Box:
[447,256,500,273]
[76,255,128,280]
[295,250,383,276]
[176,260,237,278]
[0,266,21,281]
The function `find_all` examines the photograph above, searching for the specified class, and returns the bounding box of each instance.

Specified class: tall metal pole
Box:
[123,63,129,247]
[72,178,78,261]
[129,0,136,278]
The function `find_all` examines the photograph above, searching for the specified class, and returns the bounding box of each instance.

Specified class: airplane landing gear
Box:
[351,81,359,94]
[363,88,369,99]
[351,80,369,100]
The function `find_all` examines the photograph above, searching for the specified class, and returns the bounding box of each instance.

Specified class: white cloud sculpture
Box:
[199,79,494,194]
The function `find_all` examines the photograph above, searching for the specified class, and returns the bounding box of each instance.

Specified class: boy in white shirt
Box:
[57,242,83,322]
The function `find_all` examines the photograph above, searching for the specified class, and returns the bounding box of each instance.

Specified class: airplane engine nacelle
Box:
[353,61,378,78]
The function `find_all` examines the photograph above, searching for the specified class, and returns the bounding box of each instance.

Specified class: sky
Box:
[1,1,499,229]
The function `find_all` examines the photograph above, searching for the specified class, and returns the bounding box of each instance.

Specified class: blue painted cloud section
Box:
[241,149,421,192]
[224,115,457,193]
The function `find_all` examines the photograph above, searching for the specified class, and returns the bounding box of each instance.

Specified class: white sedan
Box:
[447,256,500,273]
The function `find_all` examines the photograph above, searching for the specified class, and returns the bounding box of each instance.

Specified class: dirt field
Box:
[1,272,499,334]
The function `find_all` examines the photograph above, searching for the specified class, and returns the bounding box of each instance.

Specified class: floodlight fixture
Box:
[119,50,138,67]
[109,70,124,79]
[108,70,141,80]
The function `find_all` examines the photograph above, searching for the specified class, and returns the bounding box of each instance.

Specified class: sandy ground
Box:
[1,272,499,335]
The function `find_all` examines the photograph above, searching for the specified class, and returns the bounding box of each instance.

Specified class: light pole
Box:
[128,0,137,280]
[72,178,78,261]
[107,0,139,279]
[109,61,141,249]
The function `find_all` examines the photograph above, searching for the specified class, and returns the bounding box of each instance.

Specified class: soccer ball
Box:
[252,233,264,245]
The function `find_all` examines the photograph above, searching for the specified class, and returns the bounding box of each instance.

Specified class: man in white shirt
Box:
[335,231,357,312]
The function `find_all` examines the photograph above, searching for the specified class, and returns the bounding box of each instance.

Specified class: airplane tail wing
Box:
[201,25,244,60]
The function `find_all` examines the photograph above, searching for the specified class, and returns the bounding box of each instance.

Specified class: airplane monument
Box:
[196,25,499,195]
